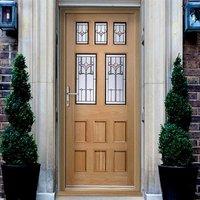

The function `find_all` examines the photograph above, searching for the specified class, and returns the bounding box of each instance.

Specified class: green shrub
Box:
[159,55,193,167]
[1,126,38,165]
[165,91,192,131]
[159,124,193,166]
[1,54,38,165]
[171,56,189,99]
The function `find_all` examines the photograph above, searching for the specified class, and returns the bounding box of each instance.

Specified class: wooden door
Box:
[60,8,140,194]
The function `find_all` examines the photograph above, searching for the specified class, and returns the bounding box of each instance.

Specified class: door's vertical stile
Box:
[133,10,141,190]
[127,60,135,184]
[66,14,76,185]
[89,18,94,47]
[88,120,94,173]
[106,120,112,172]
[108,20,112,47]
[65,13,71,185]
[129,24,135,185]
[127,14,135,186]
[72,37,77,184]
[60,10,67,191]
[98,52,104,106]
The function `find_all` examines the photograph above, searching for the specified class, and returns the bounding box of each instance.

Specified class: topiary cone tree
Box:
[1,54,38,165]
[159,55,193,167]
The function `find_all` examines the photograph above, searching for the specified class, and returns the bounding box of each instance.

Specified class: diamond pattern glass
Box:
[106,54,126,104]
[95,22,108,44]
[76,22,89,44]
[114,22,126,45]
[76,54,96,104]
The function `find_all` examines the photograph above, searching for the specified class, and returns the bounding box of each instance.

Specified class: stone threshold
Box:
[56,197,144,200]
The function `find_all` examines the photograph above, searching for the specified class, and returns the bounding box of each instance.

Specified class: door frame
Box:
[18,0,183,199]
[58,7,141,196]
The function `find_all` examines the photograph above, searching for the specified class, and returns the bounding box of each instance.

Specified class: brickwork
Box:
[184,31,200,199]
[0,30,18,198]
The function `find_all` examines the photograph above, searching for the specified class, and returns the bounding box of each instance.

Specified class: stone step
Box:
[56,197,144,200]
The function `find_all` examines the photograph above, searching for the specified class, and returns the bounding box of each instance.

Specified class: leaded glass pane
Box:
[106,54,126,105]
[76,22,89,44]
[95,22,108,44]
[114,22,126,45]
[76,54,96,104]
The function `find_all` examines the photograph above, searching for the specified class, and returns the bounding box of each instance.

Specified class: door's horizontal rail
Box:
[58,0,141,7]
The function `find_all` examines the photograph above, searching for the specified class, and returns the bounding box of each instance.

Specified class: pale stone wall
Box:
[18,0,56,199]
[143,1,182,198]
[13,0,183,200]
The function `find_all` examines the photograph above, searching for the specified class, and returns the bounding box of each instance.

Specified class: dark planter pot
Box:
[2,163,40,200]
[158,165,198,200]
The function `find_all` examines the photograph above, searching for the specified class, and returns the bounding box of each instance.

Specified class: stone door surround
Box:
[18,0,183,199]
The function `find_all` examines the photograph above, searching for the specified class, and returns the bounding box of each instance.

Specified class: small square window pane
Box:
[114,22,126,45]
[95,22,108,44]
[76,22,89,44]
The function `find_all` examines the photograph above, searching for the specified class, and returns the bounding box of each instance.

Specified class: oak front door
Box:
[60,8,140,195]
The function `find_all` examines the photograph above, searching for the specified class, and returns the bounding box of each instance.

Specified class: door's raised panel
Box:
[75,121,87,142]
[94,151,106,172]
[94,121,106,143]
[75,150,87,172]
[114,121,126,142]
[114,151,127,172]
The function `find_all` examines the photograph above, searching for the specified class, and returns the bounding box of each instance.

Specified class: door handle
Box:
[67,92,78,95]
[66,86,78,107]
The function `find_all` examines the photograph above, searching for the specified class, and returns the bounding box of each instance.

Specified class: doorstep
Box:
[56,197,144,200]
[0,196,145,200]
